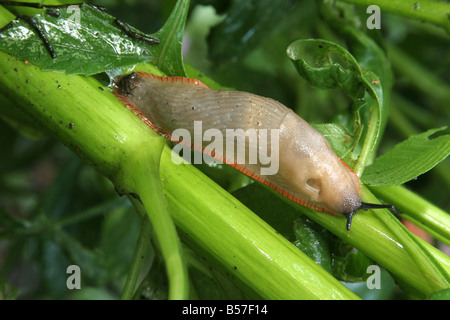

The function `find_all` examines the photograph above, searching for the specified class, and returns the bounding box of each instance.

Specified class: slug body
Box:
[114,72,386,230]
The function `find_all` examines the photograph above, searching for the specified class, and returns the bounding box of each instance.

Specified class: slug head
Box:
[278,113,395,230]
[115,72,141,95]
[278,113,362,214]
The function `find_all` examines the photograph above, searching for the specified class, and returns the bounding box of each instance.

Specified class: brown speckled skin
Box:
[114,72,362,216]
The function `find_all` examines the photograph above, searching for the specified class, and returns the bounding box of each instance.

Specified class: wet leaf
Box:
[0,4,158,75]
[152,0,190,76]
[329,238,375,283]
[286,39,364,99]
[313,123,355,161]
[362,127,450,186]
[287,39,366,162]
[292,216,332,273]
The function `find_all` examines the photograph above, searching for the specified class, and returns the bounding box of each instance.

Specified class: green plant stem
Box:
[353,97,380,177]
[338,0,450,33]
[160,150,360,299]
[125,136,189,300]
[121,212,152,300]
[389,94,421,137]
[293,184,450,295]
[361,185,450,293]
[370,185,450,247]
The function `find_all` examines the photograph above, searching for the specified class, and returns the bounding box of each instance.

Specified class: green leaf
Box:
[362,127,450,186]
[286,39,364,99]
[293,215,375,283]
[287,38,391,176]
[99,206,142,282]
[292,217,332,273]
[152,0,190,76]
[0,0,191,76]
[428,288,450,300]
[308,1,394,176]
[312,123,355,161]
[0,4,159,75]
[331,241,374,283]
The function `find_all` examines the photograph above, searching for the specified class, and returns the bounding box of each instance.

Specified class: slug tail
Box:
[113,72,211,139]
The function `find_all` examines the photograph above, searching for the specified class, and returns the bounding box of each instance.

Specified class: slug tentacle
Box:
[359,202,396,212]
[113,72,394,230]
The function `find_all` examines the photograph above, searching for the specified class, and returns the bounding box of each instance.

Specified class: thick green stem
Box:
[297,184,450,295]
[160,150,360,299]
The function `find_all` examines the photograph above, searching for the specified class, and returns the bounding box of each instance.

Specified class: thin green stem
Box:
[353,98,380,177]
[56,197,126,228]
[294,183,450,295]
[125,137,189,300]
[361,185,450,293]
[121,213,152,300]
[339,0,450,33]
[370,185,450,247]
[389,95,420,137]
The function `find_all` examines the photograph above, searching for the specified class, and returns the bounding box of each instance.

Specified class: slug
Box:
[113,72,393,230]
